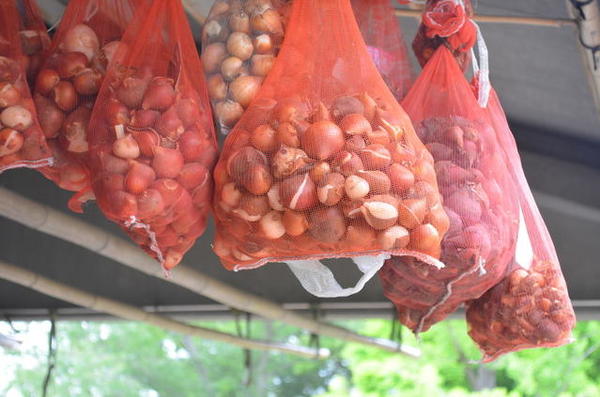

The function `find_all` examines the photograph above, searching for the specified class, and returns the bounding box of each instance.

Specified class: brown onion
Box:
[173,99,199,129]
[250,9,283,35]
[250,55,274,77]
[151,179,184,206]
[155,107,184,140]
[61,24,100,61]
[227,32,254,61]
[221,56,244,81]
[98,149,129,174]
[63,106,91,153]
[131,109,160,128]
[137,189,165,220]
[229,10,251,33]
[0,82,20,107]
[152,147,184,178]
[113,134,140,159]
[108,190,138,220]
[207,74,227,101]
[51,81,77,112]
[56,51,88,79]
[179,129,207,162]
[73,68,102,95]
[0,128,23,156]
[116,77,148,108]
[97,40,126,69]
[142,78,176,111]
[104,99,130,126]
[215,100,244,127]
[301,121,345,160]
[253,34,273,54]
[0,105,32,131]
[177,163,209,190]
[202,20,230,43]
[230,75,262,108]
[125,161,156,194]
[202,42,227,73]
[131,129,159,157]
[99,173,125,191]
[35,69,60,95]
[34,94,64,138]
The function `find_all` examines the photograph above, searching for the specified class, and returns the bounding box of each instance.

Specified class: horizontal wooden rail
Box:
[0,260,328,358]
[394,9,576,28]
[0,187,419,357]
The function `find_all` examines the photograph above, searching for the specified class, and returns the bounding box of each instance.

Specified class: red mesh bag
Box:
[465,89,576,361]
[0,0,52,173]
[212,0,449,298]
[379,46,519,332]
[33,0,143,211]
[202,0,292,135]
[17,0,51,83]
[351,0,413,100]
[412,0,476,71]
[87,0,218,271]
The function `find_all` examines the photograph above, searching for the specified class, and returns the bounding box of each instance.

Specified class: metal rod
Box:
[0,260,328,358]
[0,188,419,357]
[394,9,577,27]
[2,299,595,322]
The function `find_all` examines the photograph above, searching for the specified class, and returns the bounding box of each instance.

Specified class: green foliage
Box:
[1,319,600,397]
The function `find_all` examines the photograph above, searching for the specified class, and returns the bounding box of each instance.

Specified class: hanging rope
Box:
[41,311,57,397]
[307,304,322,359]
[3,315,20,334]
[234,310,253,386]
[389,308,403,343]
[244,312,252,386]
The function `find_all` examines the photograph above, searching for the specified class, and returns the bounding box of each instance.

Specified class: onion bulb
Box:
[61,24,100,61]
[230,75,262,108]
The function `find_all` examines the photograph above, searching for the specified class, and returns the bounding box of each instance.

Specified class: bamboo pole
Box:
[565,0,600,118]
[394,9,576,28]
[0,260,329,358]
[0,188,419,357]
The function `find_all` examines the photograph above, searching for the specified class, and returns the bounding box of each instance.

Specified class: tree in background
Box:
[318,320,600,397]
[1,319,600,396]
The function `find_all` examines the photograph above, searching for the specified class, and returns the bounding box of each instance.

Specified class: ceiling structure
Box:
[1,0,600,326]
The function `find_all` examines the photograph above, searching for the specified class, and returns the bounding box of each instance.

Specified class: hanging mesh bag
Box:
[202,0,292,135]
[212,0,449,298]
[351,0,414,100]
[0,0,52,173]
[465,88,576,362]
[33,0,145,211]
[87,0,218,271]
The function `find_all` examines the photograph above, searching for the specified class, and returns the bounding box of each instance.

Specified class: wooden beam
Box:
[565,0,600,118]
[394,9,576,27]
[0,260,328,358]
[0,188,419,357]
